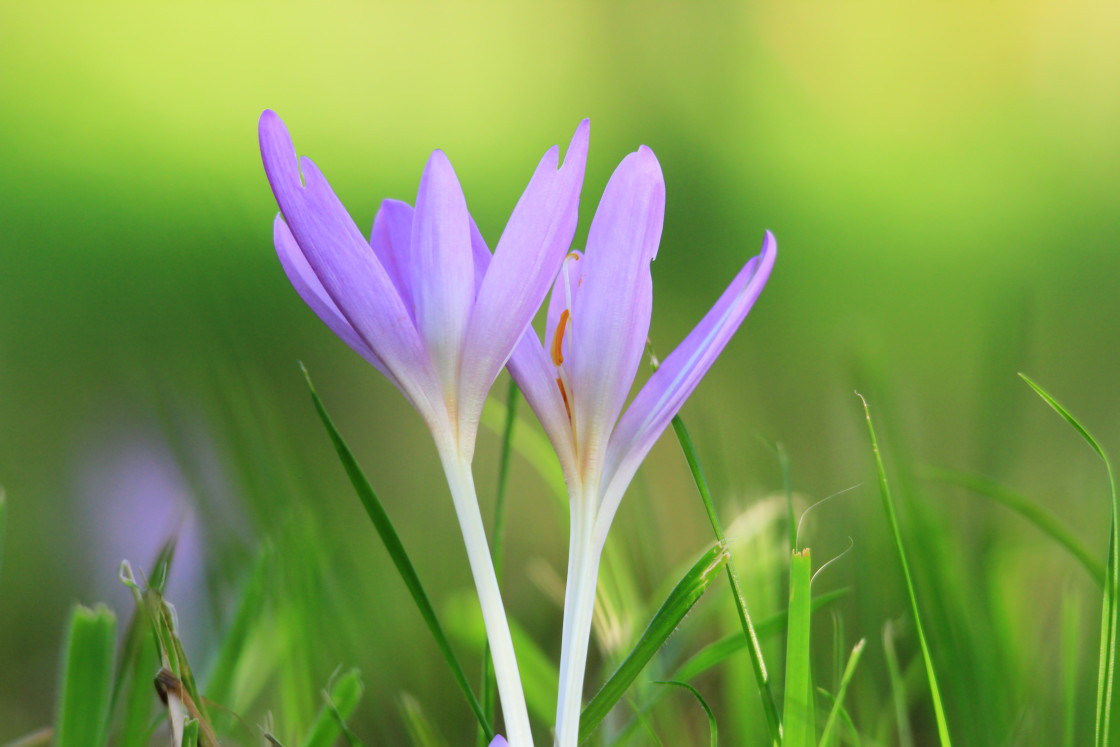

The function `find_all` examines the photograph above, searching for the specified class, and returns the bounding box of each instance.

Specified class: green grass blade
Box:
[0,487,6,582]
[400,694,449,747]
[652,681,718,747]
[882,619,915,747]
[819,639,865,747]
[857,393,953,746]
[672,416,782,745]
[1020,373,1119,747]
[579,542,729,744]
[1062,590,1081,747]
[301,669,364,747]
[182,718,200,746]
[673,588,850,682]
[301,364,492,737]
[479,380,519,747]
[203,543,272,708]
[110,602,160,747]
[783,549,815,747]
[55,604,117,747]
[923,467,1105,586]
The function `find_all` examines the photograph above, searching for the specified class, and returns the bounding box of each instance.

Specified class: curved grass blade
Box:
[301,669,364,747]
[1020,373,1118,747]
[857,393,952,746]
[783,549,815,747]
[819,638,865,747]
[579,542,729,744]
[923,467,1104,586]
[652,680,718,747]
[301,364,492,737]
[672,416,782,745]
[55,604,117,747]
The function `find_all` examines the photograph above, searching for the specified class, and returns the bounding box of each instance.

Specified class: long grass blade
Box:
[1062,589,1081,747]
[882,619,915,747]
[783,549,815,747]
[857,393,953,746]
[301,669,364,747]
[672,416,783,745]
[819,639,865,746]
[204,543,272,708]
[55,604,117,747]
[923,467,1104,586]
[652,680,718,747]
[301,364,492,737]
[1020,373,1118,747]
[579,542,729,744]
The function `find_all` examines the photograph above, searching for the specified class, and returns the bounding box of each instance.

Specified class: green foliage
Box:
[301,669,364,747]
[782,549,815,747]
[302,364,492,737]
[55,604,116,747]
[579,542,729,744]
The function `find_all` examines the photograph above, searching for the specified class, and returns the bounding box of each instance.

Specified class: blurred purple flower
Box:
[507,142,776,745]
[489,738,508,747]
[260,112,590,746]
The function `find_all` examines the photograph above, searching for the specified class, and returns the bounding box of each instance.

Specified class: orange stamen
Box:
[550,309,571,366]
[556,377,572,421]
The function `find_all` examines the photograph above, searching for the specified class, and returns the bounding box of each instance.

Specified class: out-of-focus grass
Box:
[2,0,1120,743]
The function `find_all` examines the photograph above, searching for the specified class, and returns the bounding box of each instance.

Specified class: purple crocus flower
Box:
[506,141,776,745]
[260,111,590,747]
[489,738,508,747]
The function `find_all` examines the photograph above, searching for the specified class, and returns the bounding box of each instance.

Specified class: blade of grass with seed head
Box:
[857,392,952,746]
[1019,373,1118,747]
[671,415,782,745]
[301,364,492,736]
[55,604,117,747]
[579,542,729,744]
[783,548,815,747]
[819,638,865,747]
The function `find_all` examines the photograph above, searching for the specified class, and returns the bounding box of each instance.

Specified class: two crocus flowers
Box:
[260,111,775,745]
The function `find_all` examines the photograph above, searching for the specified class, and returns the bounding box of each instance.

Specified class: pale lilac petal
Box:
[488,737,508,747]
[594,232,777,542]
[546,250,584,363]
[369,199,415,316]
[410,149,475,395]
[567,146,664,486]
[458,121,590,440]
[259,110,441,419]
[470,218,492,295]
[274,215,409,386]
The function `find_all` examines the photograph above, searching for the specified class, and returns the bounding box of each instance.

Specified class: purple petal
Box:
[488,737,508,747]
[369,199,415,317]
[410,150,475,395]
[567,146,664,486]
[259,111,442,419]
[458,121,590,444]
[595,232,777,541]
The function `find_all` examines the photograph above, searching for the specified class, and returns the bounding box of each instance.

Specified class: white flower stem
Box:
[554,507,602,747]
[440,447,534,747]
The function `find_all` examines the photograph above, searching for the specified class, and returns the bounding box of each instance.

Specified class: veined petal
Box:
[567,146,664,485]
[410,150,475,397]
[369,199,415,317]
[459,121,590,444]
[259,110,442,420]
[594,232,777,544]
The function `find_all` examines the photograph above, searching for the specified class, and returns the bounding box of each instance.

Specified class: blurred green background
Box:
[2,0,1119,743]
